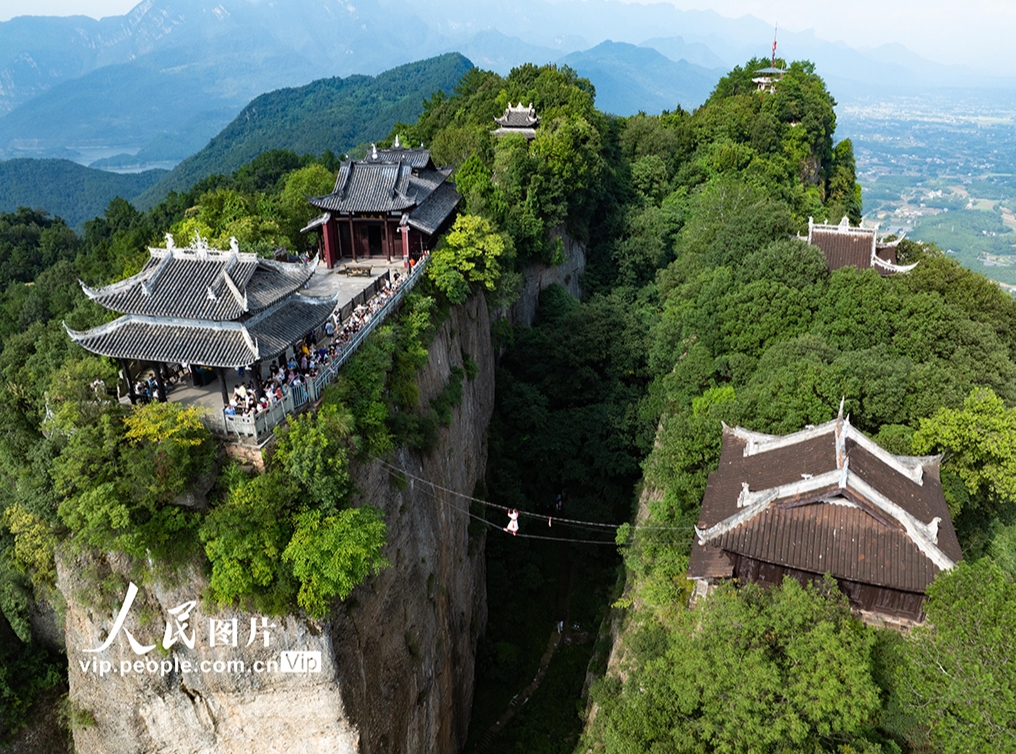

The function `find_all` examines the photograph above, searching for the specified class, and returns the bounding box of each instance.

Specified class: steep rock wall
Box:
[59,294,494,754]
[508,227,586,327]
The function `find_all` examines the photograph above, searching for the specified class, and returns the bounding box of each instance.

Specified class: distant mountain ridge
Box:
[560,41,722,115]
[134,53,474,208]
[0,0,988,169]
[0,0,455,163]
[0,54,471,222]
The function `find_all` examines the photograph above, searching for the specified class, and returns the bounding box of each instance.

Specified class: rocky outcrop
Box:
[508,227,586,327]
[60,294,494,754]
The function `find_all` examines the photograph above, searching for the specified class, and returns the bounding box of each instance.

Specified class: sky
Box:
[651,0,1015,73]
[0,0,138,21]
[1,0,1013,72]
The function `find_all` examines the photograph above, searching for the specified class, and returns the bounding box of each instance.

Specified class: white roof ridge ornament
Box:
[220,268,248,312]
[846,475,954,569]
[139,248,174,297]
[733,417,925,485]
[871,255,920,273]
[239,325,259,360]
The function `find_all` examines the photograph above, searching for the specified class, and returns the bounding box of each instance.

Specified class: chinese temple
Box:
[64,235,337,406]
[491,102,540,139]
[805,216,915,275]
[302,139,461,268]
[689,406,961,624]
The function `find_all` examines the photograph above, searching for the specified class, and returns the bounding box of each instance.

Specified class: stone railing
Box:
[205,256,429,445]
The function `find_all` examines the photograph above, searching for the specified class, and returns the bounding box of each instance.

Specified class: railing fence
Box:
[209,258,428,445]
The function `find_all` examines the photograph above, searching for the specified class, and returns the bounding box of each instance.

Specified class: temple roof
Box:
[80,238,316,320]
[65,293,338,369]
[407,181,462,235]
[495,102,540,128]
[806,217,916,275]
[308,155,460,233]
[689,411,961,595]
[365,140,434,170]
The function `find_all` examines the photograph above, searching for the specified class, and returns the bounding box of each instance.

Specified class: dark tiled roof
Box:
[310,161,454,223]
[317,161,417,214]
[408,181,461,235]
[65,295,337,368]
[81,250,316,319]
[246,296,336,360]
[875,245,898,265]
[689,418,961,595]
[66,315,258,367]
[245,259,318,312]
[806,220,916,276]
[366,146,433,170]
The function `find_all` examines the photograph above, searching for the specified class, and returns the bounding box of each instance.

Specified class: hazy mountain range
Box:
[0,0,991,168]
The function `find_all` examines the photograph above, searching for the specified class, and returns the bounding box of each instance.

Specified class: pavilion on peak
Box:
[491,102,540,139]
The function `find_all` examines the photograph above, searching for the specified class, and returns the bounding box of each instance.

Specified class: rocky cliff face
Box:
[60,294,494,754]
[508,227,586,328]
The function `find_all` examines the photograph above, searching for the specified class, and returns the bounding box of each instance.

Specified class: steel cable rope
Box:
[375,458,696,547]
[372,457,696,533]
[410,475,623,545]
[413,475,695,547]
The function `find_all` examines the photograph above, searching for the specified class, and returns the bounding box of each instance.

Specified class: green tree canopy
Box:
[428,214,508,305]
[896,560,1016,753]
[597,577,882,753]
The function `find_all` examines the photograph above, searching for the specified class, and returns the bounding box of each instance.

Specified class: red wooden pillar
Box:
[322,219,339,268]
[348,217,357,262]
[401,224,410,268]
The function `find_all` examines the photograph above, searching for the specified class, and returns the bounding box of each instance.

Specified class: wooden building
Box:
[64,235,337,406]
[806,216,915,275]
[491,102,540,139]
[689,407,962,624]
[302,141,461,268]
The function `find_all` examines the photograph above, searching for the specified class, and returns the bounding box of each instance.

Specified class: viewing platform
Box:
[207,256,428,444]
[66,233,430,447]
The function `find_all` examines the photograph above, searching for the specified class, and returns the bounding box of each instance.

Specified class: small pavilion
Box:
[491,103,540,139]
[753,28,786,93]
[64,234,338,407]
[805,216,915,275]
[301,139,461,269]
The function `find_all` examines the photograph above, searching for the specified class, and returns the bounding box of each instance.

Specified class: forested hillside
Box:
[575,61,1016,753]
[134,53,474,208]
[0,159,166,229]
[0,51,1013,753]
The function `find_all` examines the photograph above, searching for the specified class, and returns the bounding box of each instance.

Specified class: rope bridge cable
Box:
[407,474,695,547]
[376,457,698,547]
[373,457,696,532]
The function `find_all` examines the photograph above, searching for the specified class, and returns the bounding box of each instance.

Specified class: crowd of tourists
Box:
[224,268,411,419]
